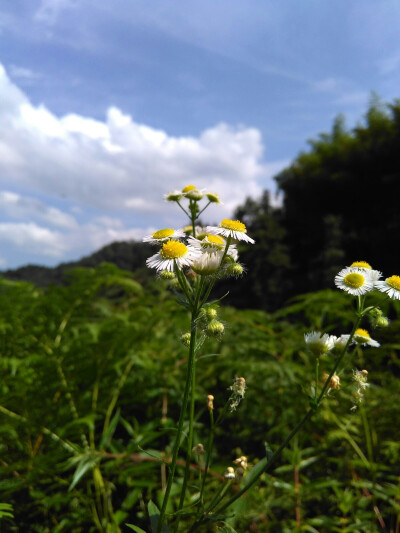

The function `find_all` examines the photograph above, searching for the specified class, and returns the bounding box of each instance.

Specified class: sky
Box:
[1,0,400,270]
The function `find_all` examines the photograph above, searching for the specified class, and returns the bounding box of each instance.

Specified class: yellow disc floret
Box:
[220,219,247,233]
[350,261,372,269]
[182,185,196,192]
[355,328,370,339]
[206,235,224,245]
[344,272,365,288]
[152,228,175,239]
[160,240,188,259]
[386,275,400,290]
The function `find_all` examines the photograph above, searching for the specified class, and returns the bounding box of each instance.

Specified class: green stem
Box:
[156,314,198,533]
[199,409,214,507]
[176,324,198,523]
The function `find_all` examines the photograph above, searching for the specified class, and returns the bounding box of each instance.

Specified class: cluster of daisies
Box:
[143,185,255,277]
[334,260,400,300]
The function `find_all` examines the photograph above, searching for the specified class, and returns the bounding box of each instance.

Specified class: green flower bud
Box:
[207,319,224,337]
[226,263,244,277]
[206,308,218,320]
[160,270,175,280]
[181,332,191,346]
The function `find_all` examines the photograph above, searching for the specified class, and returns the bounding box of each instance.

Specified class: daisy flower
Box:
[349,261,381,283]
[304,331,335,357]
[182,184,204,200]
[205,191,223,204]
[331,334,351,355]
[146,240,201,272]
[206,219,255,244]
[188,234,238,257]
[191,251,223,276]
[143,228,186,244]
[353,328,380,347]
[164,190,183,202]
[334,267,374,295]
[375,275,400,300]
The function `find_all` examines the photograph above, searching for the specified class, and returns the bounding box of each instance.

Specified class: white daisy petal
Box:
[334,267,374,296]
[375,275,400,300]
[206,219,255,244]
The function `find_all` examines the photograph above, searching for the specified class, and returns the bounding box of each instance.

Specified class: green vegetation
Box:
[1,264,400,531]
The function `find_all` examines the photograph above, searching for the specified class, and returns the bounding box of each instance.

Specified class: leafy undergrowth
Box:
[1,264,399,532]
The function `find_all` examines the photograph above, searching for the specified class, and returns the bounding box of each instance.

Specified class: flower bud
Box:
[192,443,205,455]
[160,270,175,280]
[207,394,214,410]
[206,307,218,320]
[207,319,224,337]
[226,263,244,277]
[180,332,191,346]
[224,466,235,479]
[375,316,389,328]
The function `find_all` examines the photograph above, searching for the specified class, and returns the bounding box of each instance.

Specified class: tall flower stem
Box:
[156,312,198,533]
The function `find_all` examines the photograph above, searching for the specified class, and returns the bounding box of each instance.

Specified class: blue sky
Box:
[1,0,400,269]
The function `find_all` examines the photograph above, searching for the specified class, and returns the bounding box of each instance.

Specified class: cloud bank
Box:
[0,63,285,268]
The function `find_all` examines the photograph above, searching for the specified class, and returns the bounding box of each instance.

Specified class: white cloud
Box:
[0,62,271,214]
[0,191,78,229]
[0,62,278,265]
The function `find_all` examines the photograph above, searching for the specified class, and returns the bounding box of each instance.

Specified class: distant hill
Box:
[1,241,154,286]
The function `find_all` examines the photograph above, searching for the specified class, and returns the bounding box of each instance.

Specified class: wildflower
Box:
[207,394,214,410]
[224,466,235,479]
[335,267,374,296]
[233,456,248,470]
[331,334,351,355]
[191,251,223,276]
[192,443,205,456]
[143,228,186,244]
[146,240,200,272]
[206,191,222,204]
[351,369,369,410]
[375,275,400,300]
[304,331,335,357]
[322,372,341,390]
[350,261,372,269]
[353,328,380,347]
[348,261,382,282]
[207,319,225,337]
[206,219,255,244]
[164,190,183,202]
[229,377,246,411]
[182,185,204,200]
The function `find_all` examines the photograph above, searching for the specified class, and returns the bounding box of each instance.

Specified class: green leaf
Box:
[126,525,147,533]
[68,454,99,491]
[148,500,170,532]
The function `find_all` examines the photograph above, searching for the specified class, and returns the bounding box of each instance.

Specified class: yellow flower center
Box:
[220,219,247,233]
[160,240,188,259]
[344,272,365,288]
[152,228,175,239]
[386,275,400,290]
[355,328,370,339]
[350,261,372,269]
[182,185,196,192]
[206,235,224,245]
